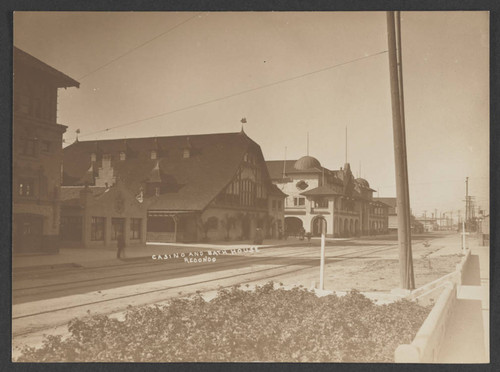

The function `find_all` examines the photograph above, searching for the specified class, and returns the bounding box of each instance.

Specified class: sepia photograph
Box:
[11,11,489,363]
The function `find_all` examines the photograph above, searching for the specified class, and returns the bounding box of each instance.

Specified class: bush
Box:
[17,283,431,362]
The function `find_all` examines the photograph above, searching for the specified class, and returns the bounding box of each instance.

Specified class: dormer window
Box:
[119,152,126,161]
[183,148,190,159]
[91,153,97,162]
[150,150,157,160]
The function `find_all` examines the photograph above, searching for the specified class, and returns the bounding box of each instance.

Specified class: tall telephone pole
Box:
[387,11,415,290]
[465,177,469,231]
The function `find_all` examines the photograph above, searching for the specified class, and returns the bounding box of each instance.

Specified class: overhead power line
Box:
[72,49,388,141]
[77,12,202,81]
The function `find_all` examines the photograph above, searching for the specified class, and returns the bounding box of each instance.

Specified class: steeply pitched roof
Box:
[300,185,341,196]
[63,131,273,211]
[374,197,397,214]
[14,47,80,88]
[268,184,288,197]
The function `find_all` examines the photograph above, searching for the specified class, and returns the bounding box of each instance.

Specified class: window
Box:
[277,201,282,211]
[272,200,277,210]
[91,153,97,162]
[20,137,37,157]
[119,152,126,161]
[18,178,35,197]
[111,218,125,241]
[91,217,105,241]
[314,199,329,208]
[22,222,31,235]
[151,150,157,160]
[17,94,31,115]
[41,141,51,152]
[130,218,142,239]
[183,149,190,158]
[293,197,305,207]
[155,187,160,197]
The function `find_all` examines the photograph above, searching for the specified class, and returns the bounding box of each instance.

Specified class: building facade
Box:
[61,131,286,245]
[266,156,388,238]
[12,47,79,254]
[60,182,148,248]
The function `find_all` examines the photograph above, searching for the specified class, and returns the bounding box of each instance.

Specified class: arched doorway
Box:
[355,220,359,236]
[350,220,354,235]
[285,217,303,237]
[311,216,327,236]
[344,219,349,237]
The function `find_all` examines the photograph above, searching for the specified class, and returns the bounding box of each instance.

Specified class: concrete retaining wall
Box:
[394,248,471,363]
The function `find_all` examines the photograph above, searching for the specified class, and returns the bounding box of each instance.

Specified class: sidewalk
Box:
[436,236,489,363]
[12,238,304,270]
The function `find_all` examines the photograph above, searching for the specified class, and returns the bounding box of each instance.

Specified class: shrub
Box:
[17,283,431,362]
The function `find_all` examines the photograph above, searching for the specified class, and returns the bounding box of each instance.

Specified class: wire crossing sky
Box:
[13,11,489,216]
[75,49,388,140]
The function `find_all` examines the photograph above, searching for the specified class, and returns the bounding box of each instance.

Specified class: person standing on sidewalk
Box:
[117,233,125,259]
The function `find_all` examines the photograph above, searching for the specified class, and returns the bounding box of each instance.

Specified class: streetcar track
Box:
[12,244,397,321]
[13,249,316,293]
[13,244,393,296]
[12,240,376,279]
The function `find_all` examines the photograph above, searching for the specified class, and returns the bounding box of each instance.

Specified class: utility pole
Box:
[386,11,415,290]
[465,177,469,232]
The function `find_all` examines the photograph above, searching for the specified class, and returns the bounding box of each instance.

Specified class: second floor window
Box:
[293,197,305,206]
[18,179,35,197]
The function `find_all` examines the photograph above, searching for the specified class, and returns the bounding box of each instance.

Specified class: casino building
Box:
[266,156,389,238]
[60,130,286,247]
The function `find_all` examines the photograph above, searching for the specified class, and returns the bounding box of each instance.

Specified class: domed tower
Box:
[356,178,370,189]
[293,155,321,171]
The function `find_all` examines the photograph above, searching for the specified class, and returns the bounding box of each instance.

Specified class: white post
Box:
[319,233,326,290]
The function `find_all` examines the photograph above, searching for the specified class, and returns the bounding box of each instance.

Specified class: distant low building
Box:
[415,217,438,232]
[61,131,286,246]
[374,197,397,232]
[12,47,79,254]
[266,156,388,238]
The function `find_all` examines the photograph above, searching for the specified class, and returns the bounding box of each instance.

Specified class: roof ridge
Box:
[75,131,245,144]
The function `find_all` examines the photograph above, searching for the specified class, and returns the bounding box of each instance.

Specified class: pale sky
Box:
[13,11,489,218]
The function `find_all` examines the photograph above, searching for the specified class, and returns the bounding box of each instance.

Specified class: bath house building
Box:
[60,130,286,247]
[266,156,389,237]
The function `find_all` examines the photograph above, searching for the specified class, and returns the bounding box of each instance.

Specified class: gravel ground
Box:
[264,233,464,292]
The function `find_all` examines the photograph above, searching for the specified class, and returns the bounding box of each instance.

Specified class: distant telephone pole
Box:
[387,11,414,290]
[465,177,469,231]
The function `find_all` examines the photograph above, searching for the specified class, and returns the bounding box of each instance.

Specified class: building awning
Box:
[148,210,198,217]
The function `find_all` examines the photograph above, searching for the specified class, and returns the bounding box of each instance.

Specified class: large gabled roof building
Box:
[61,130,286,246]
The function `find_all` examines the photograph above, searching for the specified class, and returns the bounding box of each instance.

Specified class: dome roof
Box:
[294,156,321,170]
[356,178,370,188]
